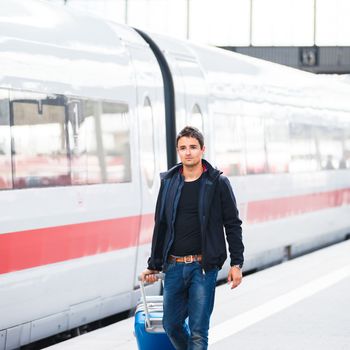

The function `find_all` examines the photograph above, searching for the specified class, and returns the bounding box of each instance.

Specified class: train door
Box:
[140,33,208,164]
[172,55,209,157]
[162,54,187,134]
[126,40,167,291]
[150,48,208,162]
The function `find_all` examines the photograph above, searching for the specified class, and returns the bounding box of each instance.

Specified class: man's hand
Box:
[227,266,242,289]
[140,269,160,283]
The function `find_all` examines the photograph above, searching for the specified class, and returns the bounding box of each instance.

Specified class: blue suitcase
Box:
[134,274,175,350]
[134,296,175,350]
[134,297,175,350]
[134,275,190,349]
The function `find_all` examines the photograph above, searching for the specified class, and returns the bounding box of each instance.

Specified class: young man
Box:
[141,126,244,350]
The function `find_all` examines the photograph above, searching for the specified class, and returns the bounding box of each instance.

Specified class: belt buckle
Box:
[184,255,193,264]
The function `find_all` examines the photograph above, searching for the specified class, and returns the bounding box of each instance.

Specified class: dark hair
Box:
[176,126,204,149]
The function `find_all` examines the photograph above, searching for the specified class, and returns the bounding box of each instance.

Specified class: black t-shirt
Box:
[170,176,202,256]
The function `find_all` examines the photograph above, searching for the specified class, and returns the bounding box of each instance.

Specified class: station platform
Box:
[45,240,350,350]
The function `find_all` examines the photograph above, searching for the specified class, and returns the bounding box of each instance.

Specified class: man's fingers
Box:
[230,280,239,289]
[230,282,238,289]
[140,269,160,283]
[144,274,159,283]
[227,271,242,289]
[230,276,242,289]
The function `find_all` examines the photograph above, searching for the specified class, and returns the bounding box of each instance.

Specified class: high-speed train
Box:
[1,1,350,349]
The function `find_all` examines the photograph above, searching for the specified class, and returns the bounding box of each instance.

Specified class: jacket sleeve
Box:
[219,175,244,267]
[147,180,166,271]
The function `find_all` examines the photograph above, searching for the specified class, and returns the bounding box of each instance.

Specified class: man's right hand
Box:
[140,269,160,283]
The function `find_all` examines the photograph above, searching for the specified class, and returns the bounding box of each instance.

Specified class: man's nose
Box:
[185,148,191,154]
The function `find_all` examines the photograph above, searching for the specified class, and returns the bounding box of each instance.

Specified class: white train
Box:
[1,1,350,349]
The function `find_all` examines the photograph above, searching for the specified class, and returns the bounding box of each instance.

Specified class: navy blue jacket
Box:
[147,159,244,272]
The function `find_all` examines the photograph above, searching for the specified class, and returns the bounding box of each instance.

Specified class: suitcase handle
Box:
[138,273,164,329]
[138,273,165,283]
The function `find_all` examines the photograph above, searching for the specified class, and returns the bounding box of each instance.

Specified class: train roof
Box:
[149,32,350,114]
[1,0,350,117]
[0,0,145,49]
[0,0,147,99]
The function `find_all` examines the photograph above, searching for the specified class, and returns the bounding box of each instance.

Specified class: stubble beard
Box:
[183,158,201,169]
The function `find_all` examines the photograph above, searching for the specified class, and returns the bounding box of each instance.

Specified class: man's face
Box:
[177,136,205,168]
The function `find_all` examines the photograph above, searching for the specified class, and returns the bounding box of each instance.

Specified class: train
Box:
[1,1,350,349]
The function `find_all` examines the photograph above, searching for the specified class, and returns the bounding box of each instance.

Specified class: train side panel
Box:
[145,33,350,275]
[0,1,161,346]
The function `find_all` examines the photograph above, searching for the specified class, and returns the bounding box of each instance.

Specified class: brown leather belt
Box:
[168,254,202,264]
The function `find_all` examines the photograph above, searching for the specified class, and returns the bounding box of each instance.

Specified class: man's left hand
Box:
[227,266,242,289]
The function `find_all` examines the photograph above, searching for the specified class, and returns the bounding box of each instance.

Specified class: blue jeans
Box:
[163,261,218,350]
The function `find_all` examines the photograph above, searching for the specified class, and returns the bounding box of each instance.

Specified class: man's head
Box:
[176,126,204,149]
[176,126,205,168]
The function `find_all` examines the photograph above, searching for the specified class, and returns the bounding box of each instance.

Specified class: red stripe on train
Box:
[245,188,350,224]
[0,188,349,274]
[0,215,149,275]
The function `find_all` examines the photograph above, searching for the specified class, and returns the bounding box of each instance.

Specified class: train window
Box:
[265,118,290,173]
[80,100,131,184]
[214,113,246,176]
[10,92,70,189]
[316,126,344,170]
[342,128,350,169]
[0,90,12,190]
[67,99,87,185]
[101,101,131,183]
[189,104,204,132]
[139,98,156,188]
[289,123,319,173]
[244,116,267,174]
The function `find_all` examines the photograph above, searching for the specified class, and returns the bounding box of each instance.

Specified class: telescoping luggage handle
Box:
[138,273,164,330]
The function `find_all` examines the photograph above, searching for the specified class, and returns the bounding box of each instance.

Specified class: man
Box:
[141,126,244,350]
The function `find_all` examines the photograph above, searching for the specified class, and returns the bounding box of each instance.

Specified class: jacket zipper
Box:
[200,173,221,273]
[200,175,207,273]
[163,176,184,263]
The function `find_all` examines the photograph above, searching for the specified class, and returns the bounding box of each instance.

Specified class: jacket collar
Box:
[160,159,221,180]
